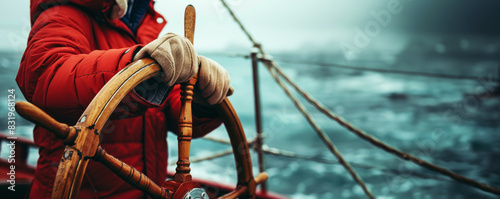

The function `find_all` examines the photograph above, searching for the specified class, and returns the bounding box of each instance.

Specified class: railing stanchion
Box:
[251,48,266,193]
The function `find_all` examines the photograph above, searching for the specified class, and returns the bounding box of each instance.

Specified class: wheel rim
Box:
[42,58,258,198]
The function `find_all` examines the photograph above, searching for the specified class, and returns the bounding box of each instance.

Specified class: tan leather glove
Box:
[134,33,198,87]
[196,56,234,105]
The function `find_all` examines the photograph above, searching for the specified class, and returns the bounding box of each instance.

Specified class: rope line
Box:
[220,0,500,196]
[206,135,444,180]
[193,138,457,183]
[220,1,372,198]
[221,53,500,82]
[219,0,258,45]
[172,141,450,183]
[276,59,500,82]
[202,136,231,145]
[202,136,256,146]
[267,65,376,199]
[168,149,233,166]
[261,145,451,182]
[261,57,500,195]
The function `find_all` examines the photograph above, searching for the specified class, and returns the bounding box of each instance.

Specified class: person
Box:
[16,0,232,198]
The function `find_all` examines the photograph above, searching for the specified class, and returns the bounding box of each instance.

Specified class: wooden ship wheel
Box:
[15,5,267,199]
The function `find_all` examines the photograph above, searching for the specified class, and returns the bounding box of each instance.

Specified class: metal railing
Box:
[175,1,500,198]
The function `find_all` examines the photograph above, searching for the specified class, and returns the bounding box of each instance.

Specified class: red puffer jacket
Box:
[16,0,221,198]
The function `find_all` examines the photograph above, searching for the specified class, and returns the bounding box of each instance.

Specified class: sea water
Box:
[0,45,499,199]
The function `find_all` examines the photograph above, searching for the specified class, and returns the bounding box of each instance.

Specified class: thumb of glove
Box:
[227,86,234,96]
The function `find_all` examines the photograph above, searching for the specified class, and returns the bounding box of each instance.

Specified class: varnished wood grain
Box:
[253,172,268,185]
[219,185,248,199]
[15,101,77,145]
[214,98,257,199]
[173,76,197,182]
[17,55,268,198]
[94,146,170,199]
[52,146,85,198]
[17,4,268,195]
[184,5,196,44]
[52,58,162,198]
[173,4,198,182]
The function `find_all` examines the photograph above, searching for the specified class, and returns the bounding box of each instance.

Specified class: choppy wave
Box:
[1,45,499,198]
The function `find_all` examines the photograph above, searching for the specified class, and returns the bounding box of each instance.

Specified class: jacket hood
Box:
[30,0,115,25]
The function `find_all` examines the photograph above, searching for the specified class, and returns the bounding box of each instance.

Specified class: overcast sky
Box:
[1,0,499,53]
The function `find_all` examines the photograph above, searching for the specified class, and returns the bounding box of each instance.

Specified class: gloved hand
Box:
[195,56,234,105]
[110,0,127,20]
[134,33,198,87]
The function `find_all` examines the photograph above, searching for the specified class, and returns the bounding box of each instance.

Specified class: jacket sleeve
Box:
[165,85,223,138]
[16,6,159,122]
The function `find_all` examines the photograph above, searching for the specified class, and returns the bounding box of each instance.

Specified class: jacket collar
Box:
[30,0,164,43]
[30,0,113,25]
